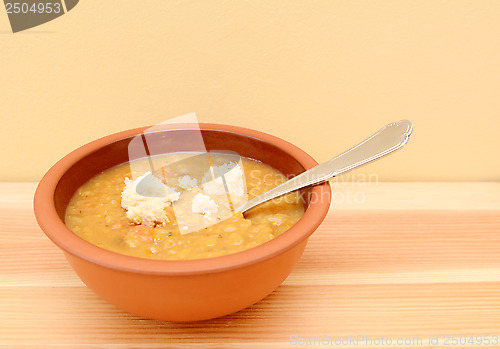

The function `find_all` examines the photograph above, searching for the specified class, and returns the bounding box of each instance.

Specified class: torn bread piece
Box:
[202,162,245,196]
[178,175,198,190]
[121,172,180,226]
[192,192,219,218]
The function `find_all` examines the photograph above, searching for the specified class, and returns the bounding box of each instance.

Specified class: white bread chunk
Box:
[202,163,245,196]
[178,175,198,189]
[192,192,219,217]
[121,172,179,226]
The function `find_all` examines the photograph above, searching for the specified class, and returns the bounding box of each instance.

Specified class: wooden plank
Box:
[329,181,500,210]
[1,183,500,347]
[1,284,500,347]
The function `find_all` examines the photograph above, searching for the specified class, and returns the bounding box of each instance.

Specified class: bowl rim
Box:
[34,123,331,275]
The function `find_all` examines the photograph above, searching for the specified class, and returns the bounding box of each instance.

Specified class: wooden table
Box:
[1,182,500,348]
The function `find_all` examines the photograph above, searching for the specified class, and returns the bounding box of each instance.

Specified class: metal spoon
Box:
[236,120,413,213]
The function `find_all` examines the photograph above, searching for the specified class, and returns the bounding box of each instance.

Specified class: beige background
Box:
[1,0,499,181]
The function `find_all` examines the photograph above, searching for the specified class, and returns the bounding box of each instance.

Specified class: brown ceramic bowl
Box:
[34,123,331,321]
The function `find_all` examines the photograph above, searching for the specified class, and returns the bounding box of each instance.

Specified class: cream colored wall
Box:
[1,0,499,181]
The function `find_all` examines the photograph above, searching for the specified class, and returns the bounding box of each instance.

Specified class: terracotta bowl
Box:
[34,123,331,321]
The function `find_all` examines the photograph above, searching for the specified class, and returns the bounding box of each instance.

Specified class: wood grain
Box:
[1,182,500,348]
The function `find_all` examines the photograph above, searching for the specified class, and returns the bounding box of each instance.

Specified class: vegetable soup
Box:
[65,153,304,260]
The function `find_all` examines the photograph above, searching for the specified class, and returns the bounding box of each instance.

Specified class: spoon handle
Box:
[237,120,413,213]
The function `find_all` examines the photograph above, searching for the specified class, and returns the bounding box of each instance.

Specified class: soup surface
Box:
[65,153,305,260]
